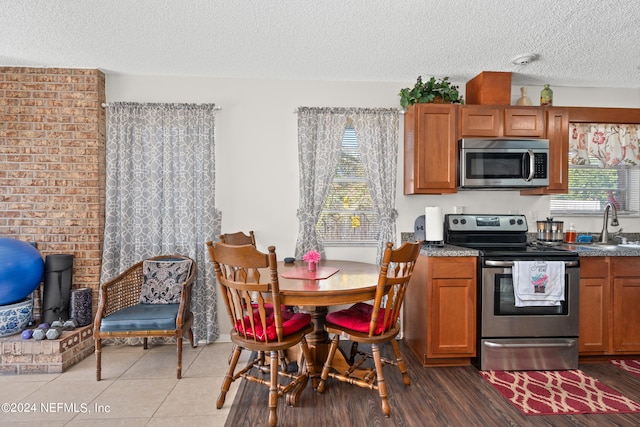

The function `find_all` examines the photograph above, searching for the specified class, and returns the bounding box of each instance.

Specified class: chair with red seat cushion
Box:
[207,241,315,427]
[316,241,422,417]
[216,230,291,369]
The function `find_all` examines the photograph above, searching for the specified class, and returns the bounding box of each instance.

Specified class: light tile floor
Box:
[0,341,245,426]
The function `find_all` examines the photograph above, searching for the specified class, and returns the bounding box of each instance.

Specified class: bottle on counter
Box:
[565,223,577,243]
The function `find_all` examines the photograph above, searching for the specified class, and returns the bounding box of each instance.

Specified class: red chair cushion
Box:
[326,302,392,335]
[235,308,311,342]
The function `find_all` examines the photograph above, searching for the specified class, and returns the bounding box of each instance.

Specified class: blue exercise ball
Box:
[0,238,44,306]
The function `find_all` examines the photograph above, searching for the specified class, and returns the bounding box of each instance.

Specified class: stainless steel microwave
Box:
[458,138,550,189]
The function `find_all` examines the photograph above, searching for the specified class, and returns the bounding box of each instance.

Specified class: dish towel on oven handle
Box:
[512,260,565,307]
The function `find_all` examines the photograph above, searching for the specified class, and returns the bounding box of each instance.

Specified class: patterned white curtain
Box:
[352,109,399,263]
[295,107,400,264]
[101,102,222,343]
[295,107,345,259]
[570,123,640,167]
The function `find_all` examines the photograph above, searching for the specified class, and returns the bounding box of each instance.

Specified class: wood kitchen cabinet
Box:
[611,258,640,353]
[404,103,568,195]
[578,257,610,354]
[403,255,476,366]
[520,108,570,195]
[404,104,458,194]
[579,256,640,356]
[460,105,544,138]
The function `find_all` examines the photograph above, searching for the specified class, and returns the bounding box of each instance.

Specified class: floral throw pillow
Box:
[140,259,193,304]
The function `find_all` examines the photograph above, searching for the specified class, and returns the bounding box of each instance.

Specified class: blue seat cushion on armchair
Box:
[100,304,179,332]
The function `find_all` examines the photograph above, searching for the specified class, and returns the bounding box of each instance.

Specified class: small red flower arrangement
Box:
[303,250,321,272]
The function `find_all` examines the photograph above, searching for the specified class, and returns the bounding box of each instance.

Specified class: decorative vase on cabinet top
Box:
[540,84,553,106]
[516,87,532,106]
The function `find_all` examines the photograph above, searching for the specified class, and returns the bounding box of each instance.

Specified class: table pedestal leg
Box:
[307,306,329,369]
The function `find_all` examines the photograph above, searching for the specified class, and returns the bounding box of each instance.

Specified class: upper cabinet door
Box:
[460,106,501,137]
[504,108,545,137]
[520,108,569,195]
[460,106,545,138]
[404,104,458,194]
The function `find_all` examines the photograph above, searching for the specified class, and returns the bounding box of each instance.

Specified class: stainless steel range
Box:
[444,213,580,371]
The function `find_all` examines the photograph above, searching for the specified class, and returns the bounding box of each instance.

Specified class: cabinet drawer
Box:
[612,258,640,277]
[580,258,608,278]
[504,108,544,137]
[430,257,476,278]
[460,107,501,137]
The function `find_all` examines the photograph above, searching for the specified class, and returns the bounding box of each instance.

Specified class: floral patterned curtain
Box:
[102,102,222,344]
[570,123,640,167]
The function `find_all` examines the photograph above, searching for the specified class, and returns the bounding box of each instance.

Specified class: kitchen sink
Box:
[618,243,640,249]
[592,244,620,250]
[572,243,619,251]
[571,243,640,251]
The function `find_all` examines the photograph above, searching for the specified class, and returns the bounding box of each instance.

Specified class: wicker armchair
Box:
[94,255,196,381]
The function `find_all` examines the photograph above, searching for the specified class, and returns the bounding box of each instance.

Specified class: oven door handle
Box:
[484,260,579,268]
[484,341,577,349]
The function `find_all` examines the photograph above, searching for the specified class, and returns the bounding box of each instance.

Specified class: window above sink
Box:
[550,122,640,218]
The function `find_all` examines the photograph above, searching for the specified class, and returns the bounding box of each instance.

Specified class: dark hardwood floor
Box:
[224,340,640,427]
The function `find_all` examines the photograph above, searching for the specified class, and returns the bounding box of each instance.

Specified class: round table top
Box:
[276,260,381,306]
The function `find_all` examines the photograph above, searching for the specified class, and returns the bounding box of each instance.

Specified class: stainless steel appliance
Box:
[458,138,550,189]
[444,213,580,371]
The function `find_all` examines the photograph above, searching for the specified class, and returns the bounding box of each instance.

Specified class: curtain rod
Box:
[101,102,222,110]
[293,108,404,114]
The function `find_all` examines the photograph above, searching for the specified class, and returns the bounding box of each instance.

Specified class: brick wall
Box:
[0,67,106,318]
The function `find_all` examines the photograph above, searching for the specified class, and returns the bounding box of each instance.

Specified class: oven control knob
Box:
[452,219,458,224]
[509,218,515,225]
[517,219,524,225]
[460,219,466,225]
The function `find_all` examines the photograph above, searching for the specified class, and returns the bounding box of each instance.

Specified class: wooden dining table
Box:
[274,259,382,374]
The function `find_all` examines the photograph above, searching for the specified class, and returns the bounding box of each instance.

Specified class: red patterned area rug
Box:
[481,369,640,415]
[611,360,640,379]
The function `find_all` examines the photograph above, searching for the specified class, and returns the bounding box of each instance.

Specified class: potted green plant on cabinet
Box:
[399,76,464,108]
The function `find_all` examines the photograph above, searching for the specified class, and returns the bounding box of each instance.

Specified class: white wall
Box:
[106,75,640,340]
[107,76,640,243]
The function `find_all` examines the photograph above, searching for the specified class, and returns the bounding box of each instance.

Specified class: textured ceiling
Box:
[2,0,639,88]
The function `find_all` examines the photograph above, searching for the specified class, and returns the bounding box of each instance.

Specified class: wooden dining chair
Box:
[219,230,256,246]
[217,231,290,368]
[316,241,422,417]
[207,242,316,427]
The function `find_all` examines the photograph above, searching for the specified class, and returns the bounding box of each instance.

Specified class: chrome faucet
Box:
[599,202,620,243]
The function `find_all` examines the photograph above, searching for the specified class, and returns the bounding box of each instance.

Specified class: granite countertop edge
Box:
[403,232,640,257]
[418,243,640,257]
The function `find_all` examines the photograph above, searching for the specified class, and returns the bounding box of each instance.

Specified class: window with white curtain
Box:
[550,122,640,217]
[317,125,379,245]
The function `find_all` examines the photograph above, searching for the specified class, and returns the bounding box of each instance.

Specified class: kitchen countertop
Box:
[406,231,640,257]
[419,243,479,257]
[560,243,640,256]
